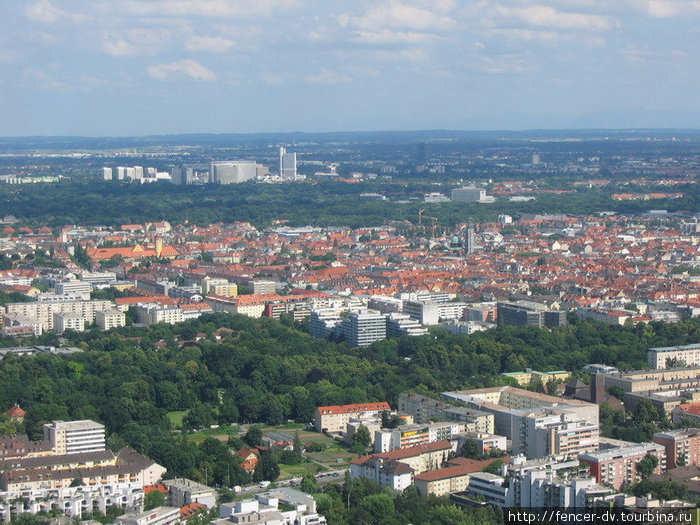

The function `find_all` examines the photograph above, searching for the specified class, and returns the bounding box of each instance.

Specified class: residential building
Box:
[579,443,666,490]
[653,428,700,469]
[465,472,509,506]
[397,393,494,433]
[442,387,598,439]
[250,280,277,295]
[115,507,180,525]
[309,308,343,339]
[44,420,105,455]
[350,440,454,488]
[161,478,216,509]
[648,343,700,369]
[337,309,386,347]
[5,299,114,332]
[53,312,85,333]
[510,410,599,459]
[55,280,92,296]
[95,309,127,330]
[497,301,567,328]
[385,313,428,337]
[455,432,507,456]
[673,403,700,426]
[314,402,391,433]
[136,304,184,325]
[216,488,326,525]
[374,422,464,453]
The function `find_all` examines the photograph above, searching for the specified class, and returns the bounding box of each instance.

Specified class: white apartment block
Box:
[374,422,463,453]
[55,281,92,295]
[250,280,277,294]
[648,343,700,369]
[5,300,113,332]
[95,309,127,330]
[43,420,105,455]
[53,313,85,333]
[136,305,184,325]
[0,482,143,522]
[115,506,180,525]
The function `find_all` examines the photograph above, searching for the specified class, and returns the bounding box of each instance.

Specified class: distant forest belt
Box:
[0,179,696,228]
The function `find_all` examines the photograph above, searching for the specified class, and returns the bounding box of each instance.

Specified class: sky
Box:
[1,0,700,136]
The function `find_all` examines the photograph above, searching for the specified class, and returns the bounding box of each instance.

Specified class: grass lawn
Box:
[166,411,187,428]
[278,463,320,480]
[181,425,241,445]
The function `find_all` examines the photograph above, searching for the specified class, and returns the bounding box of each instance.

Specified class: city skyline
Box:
[1,0,700,136]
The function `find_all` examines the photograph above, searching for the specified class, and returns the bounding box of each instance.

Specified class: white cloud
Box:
[24,0,86,25]
[123,0,299,18]
[104,29,172,57]
[492,4,616,31]
[147,59,216,81]
[304,69,352,85]
[350,30,442,45]
[185,35,237,53]
[21,67,72,91]
[25,0,62,24]
[337,1,456,32]
[643,0,700,17]
[478,53,538,74]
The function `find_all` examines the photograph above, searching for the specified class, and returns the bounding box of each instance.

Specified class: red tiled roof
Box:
[316,402,390,416]
[5,405,25,418]
[144,484,168,495]
[180,502,206,519]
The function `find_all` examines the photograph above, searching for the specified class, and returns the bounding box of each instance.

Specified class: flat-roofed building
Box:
[44,420,105,455]
[114,506,180,525]
[442,387,598,440]
[161,478,216,509]
[53,312,85,333]
[579,443,666,490]
[314,402,391,433]
[95,309,126,330]
[648,343,700,369]
[653,428,700,469]
[374,422,464,453]
[398,393,494,434]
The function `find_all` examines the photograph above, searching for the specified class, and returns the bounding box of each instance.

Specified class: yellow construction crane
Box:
[418,209,425,226]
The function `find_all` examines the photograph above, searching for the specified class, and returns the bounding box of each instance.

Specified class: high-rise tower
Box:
[279,147,297,180]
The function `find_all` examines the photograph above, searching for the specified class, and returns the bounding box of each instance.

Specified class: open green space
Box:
[166,411,186,428]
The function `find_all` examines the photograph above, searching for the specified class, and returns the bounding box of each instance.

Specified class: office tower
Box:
[210,161,258,184]
[465,226,474,255]
[279,147,297,180]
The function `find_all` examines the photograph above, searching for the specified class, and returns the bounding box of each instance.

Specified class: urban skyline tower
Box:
[279,146,297,180]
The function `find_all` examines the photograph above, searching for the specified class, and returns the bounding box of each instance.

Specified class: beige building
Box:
[95,309,126,330]
[5,300,114,331]
[53,313,85,333]
[397,393,494,434]
[315,402,391,433]
[414,465,472,497]
[115,506,180,525]
[44,420,105,455]
[649,344,700,369]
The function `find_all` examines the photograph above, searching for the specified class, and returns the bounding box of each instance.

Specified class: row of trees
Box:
[0,178,697,229]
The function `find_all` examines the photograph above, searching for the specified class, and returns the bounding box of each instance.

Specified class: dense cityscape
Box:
[0,131,697,524]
